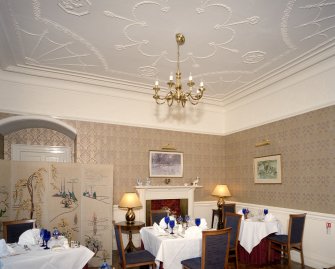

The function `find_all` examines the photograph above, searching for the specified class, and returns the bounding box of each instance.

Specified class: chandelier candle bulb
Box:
[155,80,159,86]
[169,73,173,81]
[200,81,204,87]
[189,73,192,81]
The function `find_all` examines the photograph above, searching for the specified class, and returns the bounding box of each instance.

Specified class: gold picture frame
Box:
[254,154,281,184]
[149,150,183,178]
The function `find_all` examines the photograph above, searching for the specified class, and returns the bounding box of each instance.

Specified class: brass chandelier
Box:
[153,33,205,107]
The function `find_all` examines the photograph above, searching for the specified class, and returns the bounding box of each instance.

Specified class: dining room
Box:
[0,0,335,268]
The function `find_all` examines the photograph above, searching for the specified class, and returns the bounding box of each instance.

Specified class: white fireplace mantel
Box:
[135,185,202,222]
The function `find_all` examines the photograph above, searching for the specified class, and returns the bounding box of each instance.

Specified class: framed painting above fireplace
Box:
[149,150,183,178]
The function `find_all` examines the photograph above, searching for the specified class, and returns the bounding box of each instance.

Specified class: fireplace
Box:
[145,199,188,225]
[135,185,201,224]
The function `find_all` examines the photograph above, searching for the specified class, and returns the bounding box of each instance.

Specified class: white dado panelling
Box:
[113,202,335,269]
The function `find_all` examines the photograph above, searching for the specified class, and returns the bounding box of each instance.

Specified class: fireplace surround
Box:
[135,185,201,223]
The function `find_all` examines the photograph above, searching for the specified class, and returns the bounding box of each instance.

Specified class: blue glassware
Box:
[43,230,51,249]
[164,216,170,229]
[195,218,201,227]
[169,220,175,234]
[264,209,269,215]
[100,261,111,269]
[40,228,46,247]
[242,208,246,215]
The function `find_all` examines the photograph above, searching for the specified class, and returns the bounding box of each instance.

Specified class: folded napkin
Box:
[0,239,14,257]
[153,222,167,235]
[185,226,202,239]
[49,236,69,250]
[159,216,175,229]
[199,218,208,230]
[264,213,276,222]
[18,228,40,246]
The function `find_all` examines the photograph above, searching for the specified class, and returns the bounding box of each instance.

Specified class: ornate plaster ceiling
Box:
[0,0,334,106]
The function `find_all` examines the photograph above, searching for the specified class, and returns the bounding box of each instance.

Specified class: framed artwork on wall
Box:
[149,150,183,178]
[254,154,281,184]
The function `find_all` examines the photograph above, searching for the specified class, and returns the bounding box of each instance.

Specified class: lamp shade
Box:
[212,184,231,197]
[119,192,142,208]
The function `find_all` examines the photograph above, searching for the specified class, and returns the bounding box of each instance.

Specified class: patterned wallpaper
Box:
[225,105,335,214]
[1,116,224,204]
[1,105,334,214]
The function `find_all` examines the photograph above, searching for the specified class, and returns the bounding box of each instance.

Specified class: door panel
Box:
[11,144,71,162]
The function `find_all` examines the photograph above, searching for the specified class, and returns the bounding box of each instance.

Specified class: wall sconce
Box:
[255,139,271,147]
[212,184,231,229]
[119,192,142,224]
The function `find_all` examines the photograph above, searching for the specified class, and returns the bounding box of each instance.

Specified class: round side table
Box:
[115,221,145,252]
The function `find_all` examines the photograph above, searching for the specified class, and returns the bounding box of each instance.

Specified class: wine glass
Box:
[164,216,170,230]
[52,227,60,239]
[195,218,201,227]
[264,209,269,215]
[242,208,246,215]
[169,220,175,234]
[176,215,183,224]
[184,215,190,229]
[43,230,51,249]
[40,228,46,247]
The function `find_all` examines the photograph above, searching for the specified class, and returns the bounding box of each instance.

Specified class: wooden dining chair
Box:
[113,221,156,269]
[268,213,307,267]
[150,209,169,226]
[2,219,36,243]
[224,212,242,269]
[211,203,236,229]
[181,227,231,269]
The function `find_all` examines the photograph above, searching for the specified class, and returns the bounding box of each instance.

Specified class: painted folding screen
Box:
[0,160,113,266]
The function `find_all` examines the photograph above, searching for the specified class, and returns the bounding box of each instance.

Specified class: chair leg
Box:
[287,248,291,268]
[300,248,305,268]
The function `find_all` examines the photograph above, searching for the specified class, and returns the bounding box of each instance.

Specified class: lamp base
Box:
[125,208,135,224]
[217,197,225,229]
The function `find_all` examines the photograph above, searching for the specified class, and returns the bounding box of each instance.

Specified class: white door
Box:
[11,144,71,162]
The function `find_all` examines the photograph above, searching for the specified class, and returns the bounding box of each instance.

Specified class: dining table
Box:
[238,216,283,265]
[0,244,94,269]
[140,226,202,269]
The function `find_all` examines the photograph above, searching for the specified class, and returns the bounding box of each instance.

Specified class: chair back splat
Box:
[3,219,36,243]
[150,209,169,226]
[181,227,231,269]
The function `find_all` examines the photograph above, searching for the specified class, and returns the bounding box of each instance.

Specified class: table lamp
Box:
[212,184,231,229]
[119,192,142,224]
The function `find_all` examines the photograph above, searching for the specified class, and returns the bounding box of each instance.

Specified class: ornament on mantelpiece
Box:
[136,178,142,186]
[192,176,200,186]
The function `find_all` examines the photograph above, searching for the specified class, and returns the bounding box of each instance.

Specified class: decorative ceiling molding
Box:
[0,0,334,106]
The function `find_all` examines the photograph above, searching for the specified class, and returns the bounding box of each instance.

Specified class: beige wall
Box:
[225,105,335,214]
[1,105,334,214]
[2,115,225,204]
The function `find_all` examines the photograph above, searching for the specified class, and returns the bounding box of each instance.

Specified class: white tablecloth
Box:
[140,227,202,269]
[238,218,282,254]
[1,245,94,269]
